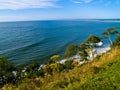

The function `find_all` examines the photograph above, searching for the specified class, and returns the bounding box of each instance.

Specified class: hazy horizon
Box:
[1,18,120,23]
[0,0,120,22]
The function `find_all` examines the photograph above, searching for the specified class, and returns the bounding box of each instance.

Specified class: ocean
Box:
[0,20,120,65]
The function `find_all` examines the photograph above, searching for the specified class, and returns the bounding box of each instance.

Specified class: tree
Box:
[83,35,101,59]
[102,27,119,45]
[63,45,78,58]
[50,55,60,63]
[85,35,101,44]
[26,61,40,73]
[112,33,120,47]
[0,57,15,75]
[49,55,63,72]
[0,57,16,87]
[78,43,89,61]
[79,50,88,61]
[37,68,45,77]
[46,55,60,65]
[64,60,73,70]
[43,65,52,75]
[79,43,87,51]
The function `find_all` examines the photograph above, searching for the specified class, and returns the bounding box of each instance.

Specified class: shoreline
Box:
[59,44,111,65]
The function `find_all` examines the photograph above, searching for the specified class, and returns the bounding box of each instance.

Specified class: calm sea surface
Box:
[0,20,120,65]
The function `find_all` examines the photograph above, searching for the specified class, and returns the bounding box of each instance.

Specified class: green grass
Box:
[66,57,120,90]
[2,47,120,90]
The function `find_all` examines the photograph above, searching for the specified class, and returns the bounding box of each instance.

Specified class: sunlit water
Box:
[0,20,120,65]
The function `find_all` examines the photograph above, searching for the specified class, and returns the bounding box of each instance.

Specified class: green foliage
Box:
[43,65,52,75]
[51,55,60,61]
[26,61,40,73]
[64,60,73,70]
[79,50,88,61]
[112,33,120,47]
[0,57,15,75]
[63,45,78,58]
[81,35,100,60]
[102,27,119,35]
[37,69,45,77]
[85,35,100,44]
[16,64,26,72]
[0,57,17,87]
[18,83,36,90]
[2,47,120,90]
[1,26,120,90]
[79,43,87,50]
[56,63,64,72]
[53,80,69,88]
[47,55,60,65]
[78,58,120,90]
[102,27,119,45]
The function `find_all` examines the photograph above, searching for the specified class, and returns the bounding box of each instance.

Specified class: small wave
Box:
[59,44,111,64]
[0,37,49,54]
[96,45,111,54]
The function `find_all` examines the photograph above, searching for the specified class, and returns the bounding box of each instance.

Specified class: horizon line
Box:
[0,18,120,23]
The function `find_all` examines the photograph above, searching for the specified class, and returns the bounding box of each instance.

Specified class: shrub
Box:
[63,45,78,58]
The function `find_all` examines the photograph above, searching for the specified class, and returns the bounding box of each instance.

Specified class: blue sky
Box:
[0,0,120,21]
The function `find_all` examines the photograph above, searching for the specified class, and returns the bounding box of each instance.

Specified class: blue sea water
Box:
[0,20,120,65]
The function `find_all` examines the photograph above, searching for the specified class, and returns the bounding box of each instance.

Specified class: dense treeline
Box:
[0,26,120,89]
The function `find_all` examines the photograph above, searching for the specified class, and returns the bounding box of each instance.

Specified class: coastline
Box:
[59,43,111,65]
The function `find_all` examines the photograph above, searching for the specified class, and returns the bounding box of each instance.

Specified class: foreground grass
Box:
[2,47,120,90]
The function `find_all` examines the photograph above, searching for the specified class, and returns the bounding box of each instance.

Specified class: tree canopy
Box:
[102,27,118,35]
[102,27,119,45]
[0,57,15,75]
[63,45,78,58]
[85,35,101,44]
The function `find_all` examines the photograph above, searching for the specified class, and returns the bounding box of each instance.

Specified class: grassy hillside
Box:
[2,47,120,90]
[1,27,120,90]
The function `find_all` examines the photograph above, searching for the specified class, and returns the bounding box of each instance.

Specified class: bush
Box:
[63,45,78,58]
[112,34,120,47]
[64,60,74,70]
[0,57,15,75]
[18,83,36,90]
[0,57,16,87]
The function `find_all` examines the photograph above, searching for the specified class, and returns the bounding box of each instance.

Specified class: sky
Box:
[0,0,120,21]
